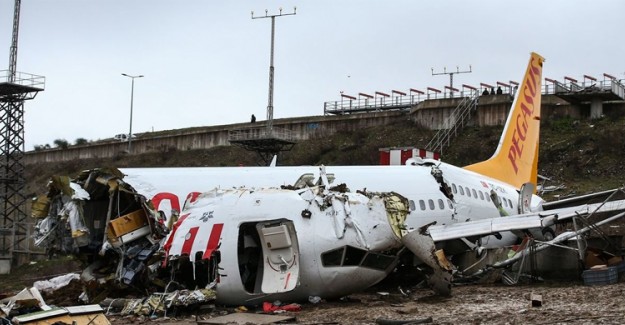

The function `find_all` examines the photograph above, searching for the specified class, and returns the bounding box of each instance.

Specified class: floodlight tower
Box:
[228,8,297,165]
[252,7,296,131]
[0,0,45,271]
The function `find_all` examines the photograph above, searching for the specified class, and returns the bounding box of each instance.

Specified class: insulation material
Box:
[60,200,90,246]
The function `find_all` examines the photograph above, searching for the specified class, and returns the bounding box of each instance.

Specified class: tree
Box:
[33,144,51,151]
[53,139,69,149]
[75,138,89,145]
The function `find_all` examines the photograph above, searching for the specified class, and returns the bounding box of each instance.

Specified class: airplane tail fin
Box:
[464,52,545,189]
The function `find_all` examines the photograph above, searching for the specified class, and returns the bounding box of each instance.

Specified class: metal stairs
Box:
[425,93,479,155]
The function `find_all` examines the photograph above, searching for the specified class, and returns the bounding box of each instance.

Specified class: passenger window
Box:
[471,189,477,198]
[465,187,471,197]
[419,200,426,210]
[428,199,435,210]
[438,199,444,210]
[502,199,508,208]
[485,192,491,202]
[409,200,416,211]
[508,199,514,209]
[452,184,457,194]
[447,199,453,209]
[479,191,484,200]
[459,187,465,195]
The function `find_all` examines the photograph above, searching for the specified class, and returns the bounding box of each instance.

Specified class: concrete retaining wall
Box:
[24,111,407,164]
[24,95,625,164]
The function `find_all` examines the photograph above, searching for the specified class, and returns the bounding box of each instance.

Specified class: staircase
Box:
[425,93,479,155]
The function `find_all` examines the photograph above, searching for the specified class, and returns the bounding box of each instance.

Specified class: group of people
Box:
[482,86,504,96]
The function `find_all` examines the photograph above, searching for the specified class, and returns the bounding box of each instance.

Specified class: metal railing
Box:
[0,70,45,89]
[425,92,480,154]
[228,126,296,142]
[542,78,625,97]
[323,90,481,115]
[323,78,625,116]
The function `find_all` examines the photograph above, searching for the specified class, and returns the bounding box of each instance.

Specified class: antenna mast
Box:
[431,65,472,96]
[8,0,21,82]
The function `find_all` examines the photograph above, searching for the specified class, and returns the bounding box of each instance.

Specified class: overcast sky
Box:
[1,0,624,150]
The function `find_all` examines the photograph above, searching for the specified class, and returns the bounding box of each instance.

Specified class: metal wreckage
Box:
[31,169,170,301]
[29,168,414,305]
[29,167,625,308]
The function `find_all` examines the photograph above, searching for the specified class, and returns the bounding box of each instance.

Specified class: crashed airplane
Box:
[31,52,625,304]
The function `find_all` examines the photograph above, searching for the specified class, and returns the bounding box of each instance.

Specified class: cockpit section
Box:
[320,245,399,271]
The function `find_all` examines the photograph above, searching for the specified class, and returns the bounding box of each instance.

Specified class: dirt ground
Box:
[103,281,625,325]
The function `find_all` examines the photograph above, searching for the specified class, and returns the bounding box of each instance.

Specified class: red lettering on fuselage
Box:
[152,192,181,213]
[506,57,541,174]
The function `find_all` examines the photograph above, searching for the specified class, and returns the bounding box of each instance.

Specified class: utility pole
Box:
[432,65,472,97]
[252,7,296,131]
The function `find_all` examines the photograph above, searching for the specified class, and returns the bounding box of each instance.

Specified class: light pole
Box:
[121,73,143,152]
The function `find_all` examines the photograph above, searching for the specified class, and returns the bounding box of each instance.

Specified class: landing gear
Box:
[541,227,556,241]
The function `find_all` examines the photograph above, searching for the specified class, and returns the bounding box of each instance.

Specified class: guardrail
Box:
[324,78,625,115]
[0,70,45,90]
[323,90,479,115]
[228,126,296,142]
[542,78,624,96]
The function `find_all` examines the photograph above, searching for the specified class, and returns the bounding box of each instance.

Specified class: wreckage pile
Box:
[3,166,625,323]
[29,169,173,303]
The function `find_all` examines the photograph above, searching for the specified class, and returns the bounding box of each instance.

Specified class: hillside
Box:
[24,116,625,199]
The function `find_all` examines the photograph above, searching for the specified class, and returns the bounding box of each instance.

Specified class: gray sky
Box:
[1,0,624,150]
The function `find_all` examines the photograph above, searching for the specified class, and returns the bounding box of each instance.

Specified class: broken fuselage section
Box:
[32,169,169,297]
[31,169,410,304]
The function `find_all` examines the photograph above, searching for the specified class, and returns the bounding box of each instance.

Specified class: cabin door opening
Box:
[237,220,300,294]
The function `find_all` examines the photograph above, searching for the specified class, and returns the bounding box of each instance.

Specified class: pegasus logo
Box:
[507,57,542,174]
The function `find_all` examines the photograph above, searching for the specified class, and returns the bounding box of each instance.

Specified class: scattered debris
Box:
[196,312,295,324]
[12,304,110,325]
[262,301,301,314]
[99,288,216,317]
[32,273,80,294]
[530,293,542,307]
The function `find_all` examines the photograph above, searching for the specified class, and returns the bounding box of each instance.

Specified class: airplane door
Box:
[256,220,300,294]
[518,183,535,214]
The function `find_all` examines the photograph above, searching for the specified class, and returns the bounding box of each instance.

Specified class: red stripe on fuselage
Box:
[202,223,224,260]
[181,226,200,256]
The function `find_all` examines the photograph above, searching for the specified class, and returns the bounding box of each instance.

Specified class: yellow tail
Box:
[464,52,545,189]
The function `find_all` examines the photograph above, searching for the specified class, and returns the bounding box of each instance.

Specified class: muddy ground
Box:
[6,258,624,324]
[104,281,625,325]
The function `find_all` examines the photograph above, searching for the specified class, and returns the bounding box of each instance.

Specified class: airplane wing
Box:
[541,187,625,211]
[427,198,625,242]
[401,197,625,296]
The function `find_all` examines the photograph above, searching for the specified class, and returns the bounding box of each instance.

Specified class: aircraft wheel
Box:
[475,238,485,258]
[542,227,556,241]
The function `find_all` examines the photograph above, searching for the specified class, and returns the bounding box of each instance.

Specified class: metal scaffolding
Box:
[0,71,44,269]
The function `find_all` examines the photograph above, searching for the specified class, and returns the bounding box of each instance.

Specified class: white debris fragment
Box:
[33,273,80,293]
[70,182,90,200]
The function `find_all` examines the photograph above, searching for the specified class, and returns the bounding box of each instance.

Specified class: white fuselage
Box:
[122,162,537,304]
[121,161,530,234]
